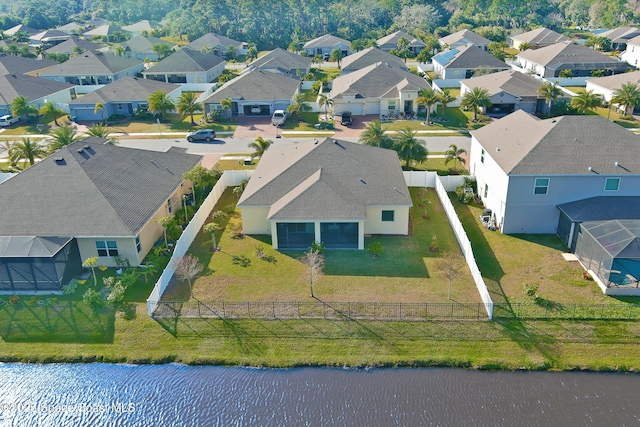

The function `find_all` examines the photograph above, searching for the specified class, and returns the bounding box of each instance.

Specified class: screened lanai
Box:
[575,220,640,289]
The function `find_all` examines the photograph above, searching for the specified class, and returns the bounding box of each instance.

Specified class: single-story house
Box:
[0,140,201,292]
[56,22,86,34]
[0,73,76,117]
[585,70,640,113]
[329,61,430,116]
[3,24,39,38]
[29,29,71,45]
[186,33,247,58]
[121,35,177,61]
[245,48,311,78]
[469,109,640,238]
[45,37,104,56]
[121,20,159,36]
[38,51,144,86]
[83,24,129,41]
[68,76,180,120]
[432,44,509,79]
[0,54,57,76]
[142,48,225,83]
[516,42,632,78]
[237,138,412,250]
[339,47,408,74]
[203,69,300,116]
[620,35,640,67]
[460,70,547,116]
[303,34,351,57]
[509,28,570,50]
[376,31,426,55]
[597,27,640,51]
[439,30,491,50]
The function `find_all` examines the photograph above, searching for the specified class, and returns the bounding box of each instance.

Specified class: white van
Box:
[0,115,19,127]
[271,110,287,126]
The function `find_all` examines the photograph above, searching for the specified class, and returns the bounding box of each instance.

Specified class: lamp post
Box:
[275,123,281,139]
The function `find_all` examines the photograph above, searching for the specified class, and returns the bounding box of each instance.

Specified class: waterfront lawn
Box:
[161,187,479,304]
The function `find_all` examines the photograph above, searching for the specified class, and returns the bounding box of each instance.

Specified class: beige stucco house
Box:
[237,138,412,250]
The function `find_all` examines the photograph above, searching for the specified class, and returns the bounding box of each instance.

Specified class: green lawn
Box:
[281,112,322,131]
[383,107,485,131]
[302,90,318,102]
[0,117,59,135]
[309,67,342,82]
[106,114,237,134]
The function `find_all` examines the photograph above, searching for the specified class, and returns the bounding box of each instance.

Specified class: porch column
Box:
[358,220,365,250]
[567,222,576,250]
[314,222,321,244]
[271,222,279,250]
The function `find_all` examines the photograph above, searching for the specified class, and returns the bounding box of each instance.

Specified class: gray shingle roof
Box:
[460,70,544,98]
[187,33,243,51]
[340,47,408,72]
[248,48,311,75]
[439,30,491,47]
[83,25,123,37]
[517,42,624,68]
[0,73,73,105]
[45,37,103,55]
[39,51,142,76]
[558,197,640,222]
[587,70,640,91]
[509,28,570,47]
[377,31,426,49]
[4,25,39,36]
[303,34,351,49]
[330,62,429,100]
[69,76,178,104]
[0,236,73,258]
[122,20,159,33]
[56,22,85,34]
[204,69,299,103]
[30,29,70,42]
[0,141,201,237]
[471,110,640,175]
[122,35,176,53]
[238,138,412,221]
[144,48,223,73]
[0,54,57,76]
[598,27,640,44]
[434,44,509,70]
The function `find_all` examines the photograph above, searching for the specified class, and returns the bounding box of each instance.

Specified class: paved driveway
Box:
[233,116,281,139]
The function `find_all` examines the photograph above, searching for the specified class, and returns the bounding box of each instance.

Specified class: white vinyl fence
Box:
[147,170,252,316]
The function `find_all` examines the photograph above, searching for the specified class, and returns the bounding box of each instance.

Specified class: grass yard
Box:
[106,114,237,134]
[162,187,479,304]
[0,117,58,135]
[281,112,322,131]
[383,107,486,131]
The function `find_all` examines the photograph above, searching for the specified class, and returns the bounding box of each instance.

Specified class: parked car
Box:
[271,110,287,126]
[186,129,216,142]
[250,106,261,114]
[340,111,352,126]
[0,115,19,127]
[323,53,330,61]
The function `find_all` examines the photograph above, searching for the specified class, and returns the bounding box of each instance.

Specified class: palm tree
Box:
[329,48,343,68]
[72,46,84,56]
[519,41,531,51]
[317,93,334,120]
[225,44,238,60]
[147,91,175,121]
[220,97,232,120]
[611,82,640,116]
[9,138,47,166]
[152,43,173,60]
[571,89,601,115]
[114,45,126,57]
[246,43,258,61]
[49,124,81,152]
[94,102,106,123]
[437,89,456,121]
[461,87,492,121]
[248,136,273,159]
[444,144,467,172]
[393,127,427,168]
[537,82,562,114]
[286,93,312,119]
[176,91,203,125]
[358,119,394,149]
[86,123,118,145]
[10,96,38,122]
[39,101,65,126]
[416,87,438,125]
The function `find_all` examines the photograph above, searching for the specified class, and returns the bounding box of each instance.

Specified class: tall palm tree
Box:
[611,82,640,116]
[329,48,343,68]
[9,138,47,167]
[461,87,492,121]
[246,43,258,61]
[10,96,38,122]
[114,45,126,57]
[152,43,173,60]
[86,123,118,145]
[317,93,334,120]
[537,82,562,114]
[393,127,427,168]
[176,92,203,125]
[416,87,438,125]
[571,89,601,115]
[147,91,175,121]
[359,119,394,149]
[286,93,312,119]
[94,102,106,123]
[437,89,456,120]
[49,124,81,152]
[444,144,467,172]
[247,136,273,159]
[39,101,65,126]
[225,44,238,60]
[220,97,232,120]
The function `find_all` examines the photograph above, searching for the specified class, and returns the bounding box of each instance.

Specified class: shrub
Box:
[523,283,541,302]
[9,295,20,304]
[310,241,325,254]
[311,81,322,94]
[620,115,635,121]
[83,288,104,308]
[63,279,80,295]
[367,241,384,257]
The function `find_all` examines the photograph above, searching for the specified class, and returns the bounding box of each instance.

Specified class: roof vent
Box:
[588,166,598,174]
[150,159,159,167]
[77,148,84,153]
[359,178,367,184]
[615,161,620,167]
[496,147,500,152]
[314,139,319,145]
[334,140,346,150]
[84,145,90,149]
[54,157,65,163]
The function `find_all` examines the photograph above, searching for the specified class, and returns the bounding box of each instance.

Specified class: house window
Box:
[481,149,485,164]
[484,184,488,198]
[534,178,549,195]
[135,236,142,253]
[96,240,119,257]
[604,178,620,191]
[388,101,396,112]
[167,199,172,213]
[118,103,122,110]
[381,210,395,222]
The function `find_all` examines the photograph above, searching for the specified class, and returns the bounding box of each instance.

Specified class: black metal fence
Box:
[151,300,491,321]
[493,303,640,320]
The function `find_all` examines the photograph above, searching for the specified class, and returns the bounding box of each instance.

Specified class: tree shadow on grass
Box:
[0,301,114,343]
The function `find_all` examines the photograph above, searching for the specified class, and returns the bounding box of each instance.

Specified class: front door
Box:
[404,100,413,114]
